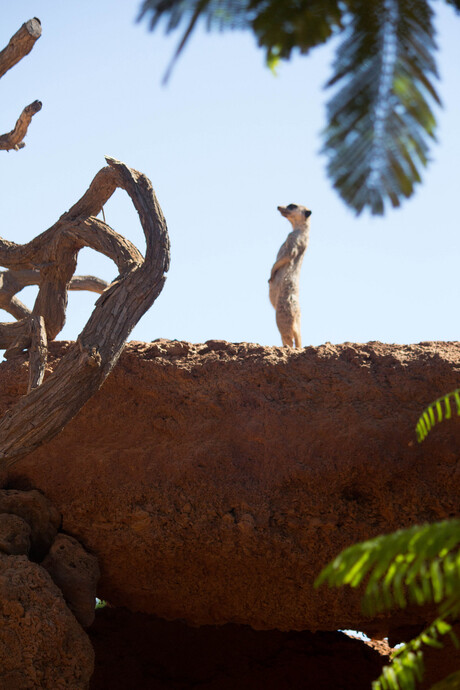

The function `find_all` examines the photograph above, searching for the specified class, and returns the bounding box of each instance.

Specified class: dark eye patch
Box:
[286,204,297,211]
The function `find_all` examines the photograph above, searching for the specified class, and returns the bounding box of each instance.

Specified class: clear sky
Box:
[1,1,459,348]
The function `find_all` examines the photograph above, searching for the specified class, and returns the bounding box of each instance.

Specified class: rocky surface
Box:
[89,607,388,690]
[42,533,100,628]
[0,512,31,555]
[4,339,460,633]
[0,553,94,689]
[0,489,60,560]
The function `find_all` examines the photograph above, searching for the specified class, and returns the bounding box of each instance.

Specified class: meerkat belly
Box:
[280,266,301,297]
[272,270,299,312]
[269,271,283,307]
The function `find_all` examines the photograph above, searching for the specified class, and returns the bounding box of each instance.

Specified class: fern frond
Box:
[416,388,460,442]
[373,649,424,690]
[315,520,460,616]
[322,0,440,215]
[444,0,460,12]
[372,615,458,690]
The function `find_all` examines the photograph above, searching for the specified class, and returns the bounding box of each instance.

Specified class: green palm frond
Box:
[137,0,458,214]
[416,388,460,442]
[137,0,344,58]
[373,617,458,690]
[251,0,343,61]
[315,520,460,616]
[138,0,253,81]
[138,0,252,33]
[322,0,441,214]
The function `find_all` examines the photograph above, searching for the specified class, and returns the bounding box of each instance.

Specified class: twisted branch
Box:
[0,21,170,468]
[0,157,170,467]
[0,269,109,320]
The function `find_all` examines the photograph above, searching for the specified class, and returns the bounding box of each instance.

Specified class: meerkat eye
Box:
[286,204,297,211]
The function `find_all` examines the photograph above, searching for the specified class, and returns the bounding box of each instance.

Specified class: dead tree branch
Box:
[0,269,108,320]
[28,315,47,392]
[0,18,41,79]
[0,22,169,469]
[0,19,42,150]
[0,157,170,468]
[0,100,42,151]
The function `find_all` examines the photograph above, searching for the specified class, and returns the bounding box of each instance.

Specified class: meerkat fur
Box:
[268,203,312,348]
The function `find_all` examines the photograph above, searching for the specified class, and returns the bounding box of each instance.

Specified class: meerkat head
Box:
[277,204,312,229]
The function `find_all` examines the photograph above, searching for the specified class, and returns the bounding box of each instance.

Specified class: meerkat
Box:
[268,203,312,348]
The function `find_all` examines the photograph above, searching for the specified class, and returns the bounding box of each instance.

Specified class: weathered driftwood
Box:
[0,18,42,78]
[0,269,108,321]
[0,100,43,151]
[0,156,170,467]
[0,20,171,467]
[0,19,42,151]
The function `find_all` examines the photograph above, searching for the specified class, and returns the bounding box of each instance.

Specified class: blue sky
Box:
[1,1,459,347]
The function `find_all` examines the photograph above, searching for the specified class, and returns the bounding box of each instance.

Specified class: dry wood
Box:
[0,20,42,151]
[0,269,108,320]
[0,18,41,79]
[28,315,47,392]
[0,20,170,468]
[0,156,170,467]
[0,100,42,151]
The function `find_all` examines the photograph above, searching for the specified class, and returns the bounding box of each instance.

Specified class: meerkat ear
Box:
[305,209,312,218]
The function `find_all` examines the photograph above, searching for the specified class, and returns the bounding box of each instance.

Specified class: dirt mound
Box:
[5,339,460,633]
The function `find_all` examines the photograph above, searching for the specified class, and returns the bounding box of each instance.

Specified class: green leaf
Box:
[416,388,460,442]
[137,0,344,60]
[317,521,460,616]
[322,0,440,214]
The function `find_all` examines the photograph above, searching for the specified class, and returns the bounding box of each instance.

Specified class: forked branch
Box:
[0,157,170,467]
[0,21,170,468]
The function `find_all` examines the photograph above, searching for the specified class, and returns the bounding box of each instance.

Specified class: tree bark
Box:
[0,100,42,151]
[0,20,42,151]
[0,157,170,467]
[0,18,41,79]
[0,21,170,471]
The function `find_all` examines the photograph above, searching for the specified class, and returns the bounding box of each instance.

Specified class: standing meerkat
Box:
[268,203,312,348]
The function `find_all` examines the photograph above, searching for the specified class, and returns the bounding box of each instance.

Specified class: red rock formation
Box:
[0,553,94,688]
[42,533,100,628]
[0,489,60,559]
[0,489,99,686]
[0,512,31,555]
[4,339,460,634]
